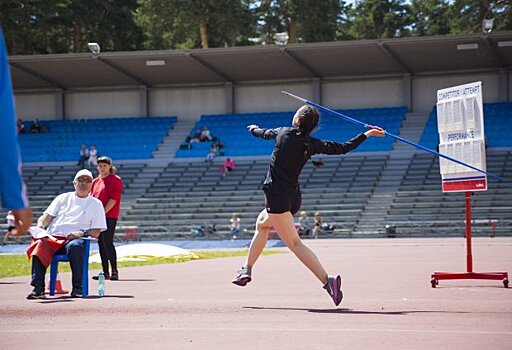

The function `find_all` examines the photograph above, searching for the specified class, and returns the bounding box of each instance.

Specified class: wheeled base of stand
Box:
[431,192,509,289]
[431,271,509,288]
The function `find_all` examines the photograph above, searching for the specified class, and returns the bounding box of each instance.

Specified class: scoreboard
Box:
[436,81,487,192]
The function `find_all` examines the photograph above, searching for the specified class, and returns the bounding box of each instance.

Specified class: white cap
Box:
[74,169,93,181]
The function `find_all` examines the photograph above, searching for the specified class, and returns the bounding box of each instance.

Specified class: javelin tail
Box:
[281,91,502,180]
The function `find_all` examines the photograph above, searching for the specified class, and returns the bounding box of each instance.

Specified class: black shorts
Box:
[263,186,301,215]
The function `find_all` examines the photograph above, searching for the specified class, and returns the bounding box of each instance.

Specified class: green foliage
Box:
[1,0,142,54]
[2,0,511,54]
[347,0,412,39]
[409,0,451,36]
[135,0,257,49]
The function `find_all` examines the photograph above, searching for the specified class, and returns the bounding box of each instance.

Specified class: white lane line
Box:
[1,328,511,335]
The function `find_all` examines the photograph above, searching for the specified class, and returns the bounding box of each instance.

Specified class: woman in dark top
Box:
[232,104,385,306]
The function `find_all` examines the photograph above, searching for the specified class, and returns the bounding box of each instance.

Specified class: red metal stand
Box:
[431,192,509,288]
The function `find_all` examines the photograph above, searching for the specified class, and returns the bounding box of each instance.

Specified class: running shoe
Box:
[324,275,343,306]
[232,266,252,286]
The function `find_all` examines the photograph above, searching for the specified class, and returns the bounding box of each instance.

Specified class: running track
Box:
[1,237,511,349]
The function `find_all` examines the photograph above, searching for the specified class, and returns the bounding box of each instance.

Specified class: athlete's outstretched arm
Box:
[247,125,280,140]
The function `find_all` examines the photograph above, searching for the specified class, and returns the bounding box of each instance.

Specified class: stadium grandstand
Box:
[3,32,512,242]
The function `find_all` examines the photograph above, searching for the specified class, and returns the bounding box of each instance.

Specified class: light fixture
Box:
[145,60,165,66]
[87,42,100,57]
[274,32,289,46]
[482,18,494,33]
[457,43,478,51]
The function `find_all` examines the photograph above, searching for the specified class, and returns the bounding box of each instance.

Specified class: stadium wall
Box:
[412,72,501,112]
[65,89,141,119]
[13,70,509,121]
[149,85,226,119]
[322,77,403,109]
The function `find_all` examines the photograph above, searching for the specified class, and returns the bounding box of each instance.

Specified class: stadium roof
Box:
[9,31,512,91]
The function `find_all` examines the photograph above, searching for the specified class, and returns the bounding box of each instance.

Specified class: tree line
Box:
[1,0,510,55]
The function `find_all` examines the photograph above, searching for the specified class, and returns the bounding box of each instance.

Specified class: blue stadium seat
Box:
[19,116,177,162]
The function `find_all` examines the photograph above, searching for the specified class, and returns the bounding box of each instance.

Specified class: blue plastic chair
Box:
[49,238,91,297]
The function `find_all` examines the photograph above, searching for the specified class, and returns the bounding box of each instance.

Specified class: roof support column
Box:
[498,68,508,102]
[312,78,321,104]
[402,73,412,111]
[55,89,64,120]
[139,86,148,117]
[225,81,234,114]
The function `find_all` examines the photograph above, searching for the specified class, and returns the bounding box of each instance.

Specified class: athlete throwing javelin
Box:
[231,104,385,306]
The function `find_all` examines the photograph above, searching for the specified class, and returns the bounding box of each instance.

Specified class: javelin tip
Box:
[281,90,307,103]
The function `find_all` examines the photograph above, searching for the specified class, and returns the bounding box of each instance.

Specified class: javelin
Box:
[281,91,502,180]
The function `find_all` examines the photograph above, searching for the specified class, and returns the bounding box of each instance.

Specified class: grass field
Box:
[0,250,281,278]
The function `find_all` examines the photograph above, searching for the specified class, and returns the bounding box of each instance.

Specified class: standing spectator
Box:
[77,144,89,169]
[0,27,32,234]
[91,156,123,281]
[221,158,235,178]
[17,118,25,134]
[229,213,240,240]
[2,210,22,245]
[26,169,106,299]
[88,145,98,168]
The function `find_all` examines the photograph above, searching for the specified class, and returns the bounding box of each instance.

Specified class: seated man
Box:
[25,169,106,299]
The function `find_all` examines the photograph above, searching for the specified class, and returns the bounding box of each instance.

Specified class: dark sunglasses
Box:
[76,178,92,183]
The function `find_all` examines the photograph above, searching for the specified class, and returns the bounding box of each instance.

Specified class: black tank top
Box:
[251,127,367,193]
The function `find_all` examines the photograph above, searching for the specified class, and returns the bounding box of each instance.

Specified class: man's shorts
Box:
[263,186,301,215]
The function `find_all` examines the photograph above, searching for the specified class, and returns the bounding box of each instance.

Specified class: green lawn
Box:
[0,250,281,278]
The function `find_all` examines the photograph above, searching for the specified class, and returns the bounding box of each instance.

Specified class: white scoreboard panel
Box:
[436,82,487,192]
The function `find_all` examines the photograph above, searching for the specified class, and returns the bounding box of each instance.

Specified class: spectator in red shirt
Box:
[90,156,123,281]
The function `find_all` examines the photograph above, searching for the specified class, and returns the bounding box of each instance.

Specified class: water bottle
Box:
[98,272,105,296]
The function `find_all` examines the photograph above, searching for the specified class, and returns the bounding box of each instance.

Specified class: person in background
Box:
[221,158,235,178]
[78,144,89,169]
[229,213,240,240]
[200,126,213,142]
[30,118,42,133]
[17,118,25,134]
[0,27,32,234]
[313,211,322,239]
[88,145,98,169]
[297,210,311,237]
[206,143,219,163]
[91,156,123,281]
[191,128,202,143]
[26,169,106,299]
[231,104,385,306]
[2,210,22,245]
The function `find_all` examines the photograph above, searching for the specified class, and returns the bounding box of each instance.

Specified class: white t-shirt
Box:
[45,192,107,237]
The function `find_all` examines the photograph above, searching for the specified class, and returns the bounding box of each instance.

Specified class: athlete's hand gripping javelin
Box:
[247,124,259,132]
[364,125,386,138]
